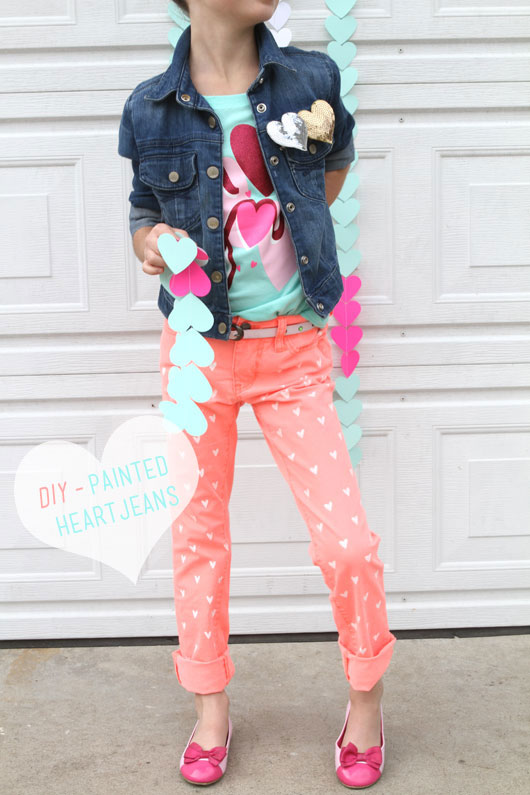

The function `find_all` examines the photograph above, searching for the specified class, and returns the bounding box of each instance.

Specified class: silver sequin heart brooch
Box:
[266,99,335,151]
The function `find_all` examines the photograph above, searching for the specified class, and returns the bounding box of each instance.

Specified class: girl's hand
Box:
[142,224,190,276]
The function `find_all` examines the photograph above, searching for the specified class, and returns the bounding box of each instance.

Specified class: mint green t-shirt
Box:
[202,91,328,327]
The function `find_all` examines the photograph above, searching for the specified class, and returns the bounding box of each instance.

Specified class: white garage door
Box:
[1,1,529,640]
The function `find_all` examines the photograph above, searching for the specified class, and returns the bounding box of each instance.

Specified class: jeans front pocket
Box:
[284,323,323,354]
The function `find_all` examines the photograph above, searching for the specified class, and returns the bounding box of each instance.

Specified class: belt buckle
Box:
[231,321,251,339]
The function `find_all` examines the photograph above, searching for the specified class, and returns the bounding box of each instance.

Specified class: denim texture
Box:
[118,21,356,340]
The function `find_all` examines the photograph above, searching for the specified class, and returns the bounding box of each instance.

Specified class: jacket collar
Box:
[144,21,296,105]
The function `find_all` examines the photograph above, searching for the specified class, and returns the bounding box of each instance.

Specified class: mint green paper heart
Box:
[343,423,362,450]
[338,171,360,201]
[335,225,359,251]
[330,198,360,227]
[349,444,362,467]
[338,248,361,275]
[159,398,207,436]
[158,232,198,275]
[340,67,358,97]
[168,293,214,333]
[343,94,358,114]
[325,0,357,18]
[169,328,214,367]
[168,362,213,403]
[327,41,356,70]
[325,15,357,44]
[334,373,360,400]
[333,398,363,426]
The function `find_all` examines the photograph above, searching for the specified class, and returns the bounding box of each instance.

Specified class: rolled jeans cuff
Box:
[338,634,396,691]
[172,647,236,694]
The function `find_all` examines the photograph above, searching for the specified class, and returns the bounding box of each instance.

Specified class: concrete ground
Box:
[1,634,528,794]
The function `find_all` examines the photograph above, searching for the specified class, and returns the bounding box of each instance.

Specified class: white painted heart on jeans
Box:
[13,415,198,584]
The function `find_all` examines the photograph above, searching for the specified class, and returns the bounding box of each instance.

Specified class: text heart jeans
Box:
[159,312,396,694]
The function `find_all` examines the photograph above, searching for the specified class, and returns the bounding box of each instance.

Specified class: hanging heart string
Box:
[157,232,216,437]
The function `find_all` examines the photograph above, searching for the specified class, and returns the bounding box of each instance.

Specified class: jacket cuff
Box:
[129,204,163,237]
[325,137,356,172]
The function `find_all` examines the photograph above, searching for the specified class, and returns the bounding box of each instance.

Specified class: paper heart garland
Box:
[157,232,216,437]
[325,0,362,462]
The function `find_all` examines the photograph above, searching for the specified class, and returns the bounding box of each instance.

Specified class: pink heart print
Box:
[330,324,363,352]
[236,200,277,247]
[332,299,361,327]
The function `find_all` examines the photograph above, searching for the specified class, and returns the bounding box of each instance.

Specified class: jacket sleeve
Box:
[129,204,164,238]
[118,95,164,219]
[323,55,356,172]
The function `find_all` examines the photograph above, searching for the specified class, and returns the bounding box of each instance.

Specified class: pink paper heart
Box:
[342,274,362,301]
[330,324,363,351]
[332,299,361,326]
[237,200,276,247]
[169,262,212,297]
[194,246,209,261]
[341,349,360,378]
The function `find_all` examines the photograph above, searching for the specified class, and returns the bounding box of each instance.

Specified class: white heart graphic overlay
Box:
[13,415,199,584]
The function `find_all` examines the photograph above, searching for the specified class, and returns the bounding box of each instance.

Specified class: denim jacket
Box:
[118,21,356,340]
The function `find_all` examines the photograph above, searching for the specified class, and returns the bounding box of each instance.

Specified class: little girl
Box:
[119,0,397,788]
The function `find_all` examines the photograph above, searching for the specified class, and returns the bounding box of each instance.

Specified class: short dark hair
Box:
[171,0,190,15]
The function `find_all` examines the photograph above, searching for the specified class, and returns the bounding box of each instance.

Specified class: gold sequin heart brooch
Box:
[266,99,335,152]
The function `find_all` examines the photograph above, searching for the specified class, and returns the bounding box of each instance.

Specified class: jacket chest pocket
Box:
[139,152,201,229]
[285,140,332,203]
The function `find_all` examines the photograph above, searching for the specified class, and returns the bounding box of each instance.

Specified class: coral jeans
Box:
[159,312,396,694]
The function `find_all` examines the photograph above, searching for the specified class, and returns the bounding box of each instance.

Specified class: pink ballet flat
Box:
[179,715,232,786]
[335,700,385,789]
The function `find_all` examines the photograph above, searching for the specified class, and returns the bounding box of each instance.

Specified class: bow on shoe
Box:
[183,741,227,766]
[339,742,382,770]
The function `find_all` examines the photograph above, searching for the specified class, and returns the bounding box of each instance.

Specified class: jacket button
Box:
[207,216,220,229]
[317,302,324,311]
[259,77,264,84]
[218,322,227,334]
[211,270,223,283]
[168,171,180,182]
[208,115,216,128]
[309,143,317,154]
[257,102,267,113]
[269,155,279,165]
[181,93,191,101]
[286,202,295,212]
[300,255,309,264]
[207,165,219,178]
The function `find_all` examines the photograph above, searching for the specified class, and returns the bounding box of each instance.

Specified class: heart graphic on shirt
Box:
[236,200,277,248]
[231,124,274,195]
